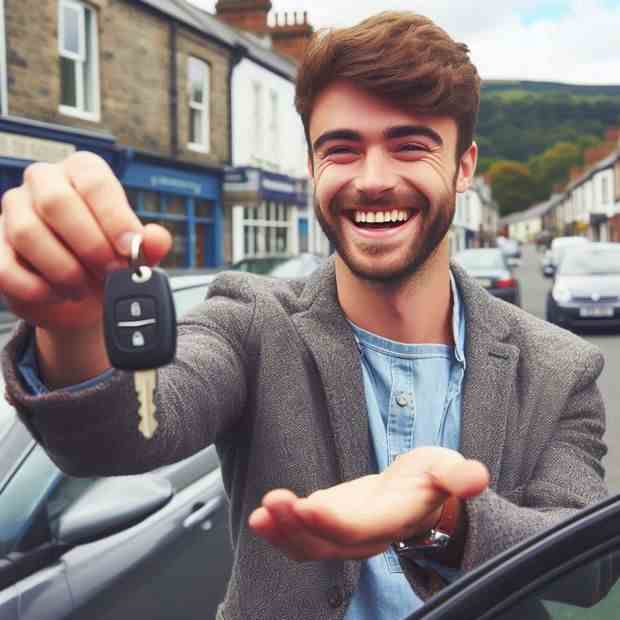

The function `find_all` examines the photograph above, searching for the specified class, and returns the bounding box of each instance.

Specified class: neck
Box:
[336,242,453,344]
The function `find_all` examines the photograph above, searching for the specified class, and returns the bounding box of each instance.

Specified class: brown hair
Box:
[295,11,481,163]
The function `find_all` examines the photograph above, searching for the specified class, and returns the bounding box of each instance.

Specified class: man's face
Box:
[309,81,475,283]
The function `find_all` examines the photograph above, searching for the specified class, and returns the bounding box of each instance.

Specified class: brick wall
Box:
[5,0,231,165]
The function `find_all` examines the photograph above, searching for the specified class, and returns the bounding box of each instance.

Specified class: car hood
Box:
[557,274,620,297]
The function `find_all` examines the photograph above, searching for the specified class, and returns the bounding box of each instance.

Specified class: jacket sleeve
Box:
[462,348,608,572]
[1,274,257,477]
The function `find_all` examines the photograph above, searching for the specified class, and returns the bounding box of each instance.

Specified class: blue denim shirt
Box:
[344,273,466,620]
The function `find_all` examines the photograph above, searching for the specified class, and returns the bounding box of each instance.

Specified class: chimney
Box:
[270,10,314,63]
[215,0,272,34]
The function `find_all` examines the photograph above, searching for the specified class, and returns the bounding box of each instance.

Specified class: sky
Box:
[189,0,620,85]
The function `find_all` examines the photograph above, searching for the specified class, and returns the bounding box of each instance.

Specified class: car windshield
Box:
[455,250,507,270]
[559,248,620,276]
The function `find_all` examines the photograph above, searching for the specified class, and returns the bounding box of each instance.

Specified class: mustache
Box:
[330,188,430,214]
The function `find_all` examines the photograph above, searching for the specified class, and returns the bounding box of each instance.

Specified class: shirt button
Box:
[327,585,344,608]
[396,393,408,407]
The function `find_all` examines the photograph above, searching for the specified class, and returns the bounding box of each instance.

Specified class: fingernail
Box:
[115,232,140,257]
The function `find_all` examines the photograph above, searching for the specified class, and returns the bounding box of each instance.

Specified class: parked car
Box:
[541,249,554,278]
[229,253,325,278]
[547,235,590,278]
[454,248,521,306]
[0,274,234,620]
[546,242,620,329]
[496,237,521,266]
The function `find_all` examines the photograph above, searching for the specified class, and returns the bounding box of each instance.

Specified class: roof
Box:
[498,194,561,226]
[138,0,297,80]
[564,148,620,193]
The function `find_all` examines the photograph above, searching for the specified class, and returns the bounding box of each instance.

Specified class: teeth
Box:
[352,209,411,224]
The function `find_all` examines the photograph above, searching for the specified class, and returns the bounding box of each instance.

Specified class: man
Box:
[0,11,607,620]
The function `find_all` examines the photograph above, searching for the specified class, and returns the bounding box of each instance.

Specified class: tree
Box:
[487,160,540,216]
[529,142,581,195]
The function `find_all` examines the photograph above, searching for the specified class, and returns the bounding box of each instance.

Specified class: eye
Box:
[324,146,357,156]
[396,143,429,153]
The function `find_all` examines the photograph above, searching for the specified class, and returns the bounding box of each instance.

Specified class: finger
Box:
[428,459,490,498]
[24,161,126,281]
[0,218,63,304]
[62,152,144,259]
[2,187,92,300]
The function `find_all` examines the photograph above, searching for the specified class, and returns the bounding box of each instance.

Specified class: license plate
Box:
[477,278,492,288]
[579,306,614,318]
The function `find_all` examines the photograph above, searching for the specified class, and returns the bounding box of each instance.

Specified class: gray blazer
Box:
[2,258,608,620]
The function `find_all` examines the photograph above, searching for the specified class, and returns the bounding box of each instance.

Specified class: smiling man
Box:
[0,10,608,620]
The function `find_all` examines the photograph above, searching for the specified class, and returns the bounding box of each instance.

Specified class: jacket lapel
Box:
[451,262,520,489]
[292,258,372,486]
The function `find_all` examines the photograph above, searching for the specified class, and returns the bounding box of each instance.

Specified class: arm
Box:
[2,275,256,477]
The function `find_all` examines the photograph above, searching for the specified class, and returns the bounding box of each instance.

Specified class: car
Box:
[229,253,325,278]
[546,242,620,329]
[541,249,554,278]
[454,248,521,306]
[405,492,620,620]
[496,237,521,267]
[0,274,234,620]
[547,235,590,278]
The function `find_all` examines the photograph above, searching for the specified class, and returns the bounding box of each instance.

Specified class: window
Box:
[241,201,289,258]
[268,89,279,164]
[58,0,100,120]
[253,81,263,159]
[188,57,210,152]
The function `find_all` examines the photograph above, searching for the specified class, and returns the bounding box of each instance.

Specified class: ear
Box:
[455,141,478,193]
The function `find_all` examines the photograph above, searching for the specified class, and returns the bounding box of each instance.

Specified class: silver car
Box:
[0,274,233,620]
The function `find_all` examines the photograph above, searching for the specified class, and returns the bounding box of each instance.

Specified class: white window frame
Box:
[233,201,292,260]
[58,0,100,122]
[0,0,8,115]
[187,56,210,153]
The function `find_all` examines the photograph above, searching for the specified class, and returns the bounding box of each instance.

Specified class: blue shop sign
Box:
[260,170,307,206]
[122,161,221,201]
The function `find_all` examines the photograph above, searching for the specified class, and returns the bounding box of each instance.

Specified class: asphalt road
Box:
[2,246,618,494]
[514,244,620,493]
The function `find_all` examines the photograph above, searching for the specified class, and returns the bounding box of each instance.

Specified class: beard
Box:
[314,179,457,285]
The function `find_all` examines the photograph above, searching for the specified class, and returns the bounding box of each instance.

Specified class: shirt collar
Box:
[450,269,467,368]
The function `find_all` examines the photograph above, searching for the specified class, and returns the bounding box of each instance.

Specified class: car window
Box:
[559,249,620,276]
[489,546,620,620]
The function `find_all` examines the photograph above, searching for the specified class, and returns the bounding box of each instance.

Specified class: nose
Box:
[353,148,398,201]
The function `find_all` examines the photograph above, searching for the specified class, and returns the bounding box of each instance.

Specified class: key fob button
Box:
[117,325,158,351]
[115,297,156,322]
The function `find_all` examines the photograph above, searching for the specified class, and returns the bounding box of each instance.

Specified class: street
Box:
[515,244,620,493]
[1,246,619,493]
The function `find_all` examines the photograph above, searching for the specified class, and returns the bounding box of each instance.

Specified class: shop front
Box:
[121,153,224,269]
[0,116,125,198]
[223,167,308,264]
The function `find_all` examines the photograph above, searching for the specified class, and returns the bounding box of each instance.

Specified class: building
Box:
[0,0,326,268]
[498,196,560,243]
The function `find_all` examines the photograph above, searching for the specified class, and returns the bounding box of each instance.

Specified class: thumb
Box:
[428,458,490,499]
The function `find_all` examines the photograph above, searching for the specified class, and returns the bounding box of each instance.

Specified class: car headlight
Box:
[552,285,572,304]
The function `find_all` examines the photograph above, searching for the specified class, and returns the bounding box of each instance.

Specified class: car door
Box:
[0,415,233,620]
[407,494,620,620]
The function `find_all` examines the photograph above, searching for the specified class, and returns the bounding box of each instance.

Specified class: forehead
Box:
[309,80,457,145]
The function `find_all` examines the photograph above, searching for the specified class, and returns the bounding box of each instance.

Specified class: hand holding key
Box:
[0,151,172,387]
[103,235,177,439]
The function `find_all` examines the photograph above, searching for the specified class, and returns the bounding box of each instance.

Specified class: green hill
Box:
[477,80,620,164]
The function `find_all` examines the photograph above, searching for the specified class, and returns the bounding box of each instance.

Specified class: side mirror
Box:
[52,475,173,546]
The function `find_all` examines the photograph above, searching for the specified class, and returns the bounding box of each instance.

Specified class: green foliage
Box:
[487,160,543,216]
[476,81,620,215]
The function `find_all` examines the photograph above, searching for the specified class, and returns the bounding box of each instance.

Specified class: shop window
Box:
[188,57,210,152]
[158,220,187,268]
[163,195,186,216]
[195,199,213,219]
[58,0,100,120]
[241,201,290,258]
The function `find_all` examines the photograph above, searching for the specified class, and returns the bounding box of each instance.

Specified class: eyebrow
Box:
[312,125,444,153]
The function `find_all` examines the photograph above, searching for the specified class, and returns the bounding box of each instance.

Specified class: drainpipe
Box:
[169,21,179,157]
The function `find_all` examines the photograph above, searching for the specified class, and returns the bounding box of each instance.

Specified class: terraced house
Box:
[0,0,326,268]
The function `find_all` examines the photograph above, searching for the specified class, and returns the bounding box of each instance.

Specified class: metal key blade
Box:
[135,369,158,439]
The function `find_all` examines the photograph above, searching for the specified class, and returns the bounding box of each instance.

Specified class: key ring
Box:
[129,234,151,283]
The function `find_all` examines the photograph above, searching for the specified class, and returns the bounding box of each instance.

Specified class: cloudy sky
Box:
[189,0,620,85]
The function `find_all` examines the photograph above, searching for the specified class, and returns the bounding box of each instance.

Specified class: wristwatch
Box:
[394,496,459,558]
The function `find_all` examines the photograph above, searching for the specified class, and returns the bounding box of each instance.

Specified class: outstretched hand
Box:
[249,447,489,562]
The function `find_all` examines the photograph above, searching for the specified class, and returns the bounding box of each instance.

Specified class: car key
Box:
[103,234,177,439]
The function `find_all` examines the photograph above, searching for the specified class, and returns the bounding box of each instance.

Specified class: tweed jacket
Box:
[2,258,608,620]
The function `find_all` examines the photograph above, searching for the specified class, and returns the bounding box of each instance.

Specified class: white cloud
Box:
[190,0,620,84]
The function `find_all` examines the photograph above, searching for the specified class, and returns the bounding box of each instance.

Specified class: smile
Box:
[345,208,418,229]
